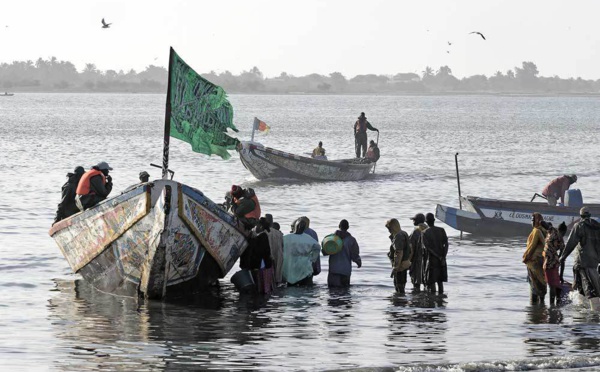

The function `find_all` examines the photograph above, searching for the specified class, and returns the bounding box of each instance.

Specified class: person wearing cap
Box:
[53,166,85,225]
[542,175,577,206]
[386,218,411,293]
[230,185,261,230]
[422,213,449,293]
[409,213,428,292]
[75,161,114,211]
[523,212,548,303]
[311,141,327,160]
[139,171,150,183]
[365,140,380,163]
[354,112,378,158]
[324,219,362,288]
[560,207,600,310]
[282,218,320,286]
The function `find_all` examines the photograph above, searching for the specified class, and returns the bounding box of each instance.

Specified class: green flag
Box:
[168,49,239,159]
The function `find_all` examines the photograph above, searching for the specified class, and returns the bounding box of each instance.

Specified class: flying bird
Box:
[446,50,450,54]
[469,31,486,40]
[101,18,111,28]
[447,41,452,45]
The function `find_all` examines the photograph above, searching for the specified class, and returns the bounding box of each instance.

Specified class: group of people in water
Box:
[225,184,449,295]
[524,174,600,309]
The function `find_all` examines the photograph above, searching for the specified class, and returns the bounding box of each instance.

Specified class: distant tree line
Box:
[2,58,600,94]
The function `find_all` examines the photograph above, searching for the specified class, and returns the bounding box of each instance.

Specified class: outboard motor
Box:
[565,189,583,208]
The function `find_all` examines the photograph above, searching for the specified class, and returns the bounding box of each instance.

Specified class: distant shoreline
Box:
[4,90,600,97]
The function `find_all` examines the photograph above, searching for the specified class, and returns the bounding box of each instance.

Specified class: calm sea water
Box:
[2,93,600,371]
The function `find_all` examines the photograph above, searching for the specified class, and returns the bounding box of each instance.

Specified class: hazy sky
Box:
[2,0,600,79]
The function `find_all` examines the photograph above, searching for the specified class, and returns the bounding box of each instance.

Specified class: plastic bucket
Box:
[231,269,256,292]
[321,233,343,255]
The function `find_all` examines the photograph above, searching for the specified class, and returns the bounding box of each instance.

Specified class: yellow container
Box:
[321,233,343,255]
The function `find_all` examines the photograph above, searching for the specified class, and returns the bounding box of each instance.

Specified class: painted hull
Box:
[49,180,248,299]
[436,196,600,236]
[238,141,374,181]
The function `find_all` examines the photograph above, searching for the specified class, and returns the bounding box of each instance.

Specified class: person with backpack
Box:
[386,218,412,294]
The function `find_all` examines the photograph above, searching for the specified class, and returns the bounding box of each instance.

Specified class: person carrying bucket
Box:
[322,219,362,287]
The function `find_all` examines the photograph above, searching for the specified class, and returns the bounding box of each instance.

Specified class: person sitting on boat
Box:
[523,212,548,304]
[365,140,380,162]
[75,161,114,211]
[230,185,261,230]
[542,174,577,206]
[354,112,378,158]
[311,141,327,160]
[53,166,85,225]
[543,221,567,305]
[560,207,600,311]
[123,171,151,193]
[386,218,411,294]
[282,218,320,286]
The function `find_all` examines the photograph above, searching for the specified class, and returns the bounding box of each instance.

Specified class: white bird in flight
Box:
[101,18,112,29]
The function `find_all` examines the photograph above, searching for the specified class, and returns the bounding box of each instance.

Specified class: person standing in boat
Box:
[544,221,567,305]
[542,174,577,206]
[523,212,548,303]
[282,218,320,286]
[312,141,327,160]
[365,140,380,163]
[422,213,448,294]
[354,112,378,158]
[230,185,261,230]
[53,166,85,224]
[409,213,428,292]
[75,161,113,211]
[323,219,362,287]
[386,218,411,294]
[560,207,600,311]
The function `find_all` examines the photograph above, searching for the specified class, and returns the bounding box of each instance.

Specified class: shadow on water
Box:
[47,278,285,371]
[385,291,448,356]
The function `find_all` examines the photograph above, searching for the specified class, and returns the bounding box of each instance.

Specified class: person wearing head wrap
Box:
[408,213,428,291]
[263,214,285,285]
[325,219,362,288]
[354,112,378,158]
[542,175,577,206]
[544,221,567,305]
[239,217,274,294]
[561,207,600,310]
[53,166,85,224]
[386,218,411,293]
[423,213,449,293]
[229,185,261,230]
[523,212,548,303]
[75,161,114,211]
[298,216,321,276]
[282,218,320,286]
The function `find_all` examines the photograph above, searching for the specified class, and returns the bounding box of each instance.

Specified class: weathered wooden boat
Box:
[1,92,14,96]
[436,192,600,236]
[49,180,247,299]
[238,141,375,181]
[49,48,250,299]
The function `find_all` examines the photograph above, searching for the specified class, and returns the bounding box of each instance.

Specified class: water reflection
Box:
[325,287,354,340]
[385,292,447,357]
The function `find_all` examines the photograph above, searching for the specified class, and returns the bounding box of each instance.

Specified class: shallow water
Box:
[1,93,600,371]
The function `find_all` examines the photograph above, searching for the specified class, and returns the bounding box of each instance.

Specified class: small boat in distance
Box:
[238,141,375,181]
[1,92,14,96]
[436,190,598,236]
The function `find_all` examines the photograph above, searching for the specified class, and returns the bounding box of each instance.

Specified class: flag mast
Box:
[251,117,257,142]
[162,47,174,180]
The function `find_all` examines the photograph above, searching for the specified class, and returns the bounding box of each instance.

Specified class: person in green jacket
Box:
[386,218,411,294]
